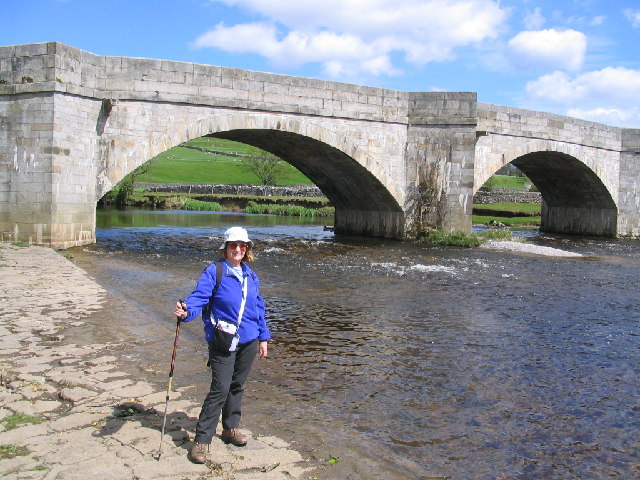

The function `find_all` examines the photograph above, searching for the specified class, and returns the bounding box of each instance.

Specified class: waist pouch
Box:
[212,319,240,352]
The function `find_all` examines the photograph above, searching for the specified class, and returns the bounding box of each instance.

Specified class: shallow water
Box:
[70,210,640,480]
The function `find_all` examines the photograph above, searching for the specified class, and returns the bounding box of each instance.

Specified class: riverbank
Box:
[0,244,315,480]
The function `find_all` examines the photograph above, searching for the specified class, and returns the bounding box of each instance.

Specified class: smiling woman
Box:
[172,226,270,464]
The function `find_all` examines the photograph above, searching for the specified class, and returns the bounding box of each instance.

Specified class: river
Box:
[69,209,640,480]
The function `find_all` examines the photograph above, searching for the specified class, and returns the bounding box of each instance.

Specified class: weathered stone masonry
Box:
[0,42,639,247]
[476,103,640,237]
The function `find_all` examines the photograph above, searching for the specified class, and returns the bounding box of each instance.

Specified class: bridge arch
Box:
[475,137,618,236]
[100,110,405,237]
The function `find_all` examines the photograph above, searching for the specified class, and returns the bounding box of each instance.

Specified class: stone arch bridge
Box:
[1,42,639,248]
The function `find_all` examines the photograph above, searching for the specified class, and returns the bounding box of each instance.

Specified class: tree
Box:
[99,163,149,208]
[246,148,286,186]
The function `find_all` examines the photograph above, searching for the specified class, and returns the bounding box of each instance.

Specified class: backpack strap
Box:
[203,261,223,320]
[214,261,223,294]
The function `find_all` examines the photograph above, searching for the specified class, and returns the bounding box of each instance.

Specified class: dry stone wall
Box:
[137,183,325,197]
[473,189,541,204]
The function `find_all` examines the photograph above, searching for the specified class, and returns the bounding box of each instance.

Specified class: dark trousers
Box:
[194,338,258,444]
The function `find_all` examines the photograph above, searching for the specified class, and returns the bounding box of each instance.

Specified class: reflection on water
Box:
[97,208,332,229]
[73,210,640,480]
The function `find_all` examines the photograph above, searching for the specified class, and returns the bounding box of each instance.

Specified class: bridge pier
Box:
[402,93,477,237]
[618,129,640,237]
[335,209,405,238]
[541,204,618,237]
[1,87,99,248]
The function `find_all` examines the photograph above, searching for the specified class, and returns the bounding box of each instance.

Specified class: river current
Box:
[69,210,639,480]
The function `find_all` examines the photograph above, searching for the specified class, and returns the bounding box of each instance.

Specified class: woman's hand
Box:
[259,341,268,358]
[173,301,187,320]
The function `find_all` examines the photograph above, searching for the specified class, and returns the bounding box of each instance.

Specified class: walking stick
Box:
[154,301,184,460]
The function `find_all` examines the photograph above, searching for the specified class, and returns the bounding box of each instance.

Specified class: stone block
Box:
[198,85,248,101]
[0,45,17,58]
[14,42,49,57]
[161,59,193,73]
[193,62,222,77]
[185,72,211,87]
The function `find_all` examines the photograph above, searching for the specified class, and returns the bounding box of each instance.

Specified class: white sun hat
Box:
[219,226,253,250]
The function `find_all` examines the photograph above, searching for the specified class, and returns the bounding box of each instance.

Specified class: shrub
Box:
[244,204,334,217]
[417,229,517,247]
[181,200,223,211]
[418,230,482,248]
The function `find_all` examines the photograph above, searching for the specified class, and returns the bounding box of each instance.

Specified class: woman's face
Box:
[226,241,248,266]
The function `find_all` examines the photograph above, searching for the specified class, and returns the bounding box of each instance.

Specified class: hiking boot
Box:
[221,428,248,446]
[189,442,209,463]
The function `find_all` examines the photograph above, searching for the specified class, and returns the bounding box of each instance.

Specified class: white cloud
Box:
[525,71,585,103]
[524,8,545,30]
[624,9,640,28]
[194,0,508,78]
[566,107,637,125]
[192,22,278,55]
[507,29,587,72]
[525,67,640,126]
[526,67,640,102]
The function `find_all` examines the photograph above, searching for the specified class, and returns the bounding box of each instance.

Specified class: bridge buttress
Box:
[618,129,640,237]
[402,92,477,237]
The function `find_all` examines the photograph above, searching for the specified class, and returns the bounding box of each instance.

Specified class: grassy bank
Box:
[126,190,541,225]
[480,175,532,190]
[124,191,332,217]
[245,203,334,217]
[472,201,541,227]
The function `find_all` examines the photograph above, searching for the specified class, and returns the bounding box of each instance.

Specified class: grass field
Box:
[480,175,530,190]
[473,202,541,217]
[472,202,541,227]
[135,137,313,186]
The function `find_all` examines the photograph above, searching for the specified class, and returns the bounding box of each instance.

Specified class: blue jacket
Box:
[182,260,270,345]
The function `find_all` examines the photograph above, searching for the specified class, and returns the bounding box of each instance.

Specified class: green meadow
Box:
[135,137,313,186]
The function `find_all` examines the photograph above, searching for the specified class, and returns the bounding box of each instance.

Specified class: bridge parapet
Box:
[478,103,621,151]
[0,42,410,123]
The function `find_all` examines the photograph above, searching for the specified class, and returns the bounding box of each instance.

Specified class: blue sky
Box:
[2,0,639,128]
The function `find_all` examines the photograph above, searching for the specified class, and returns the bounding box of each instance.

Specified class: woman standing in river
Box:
[173,226,270,464]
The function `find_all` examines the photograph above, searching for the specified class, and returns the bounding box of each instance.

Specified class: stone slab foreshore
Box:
[0,244,314,480]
